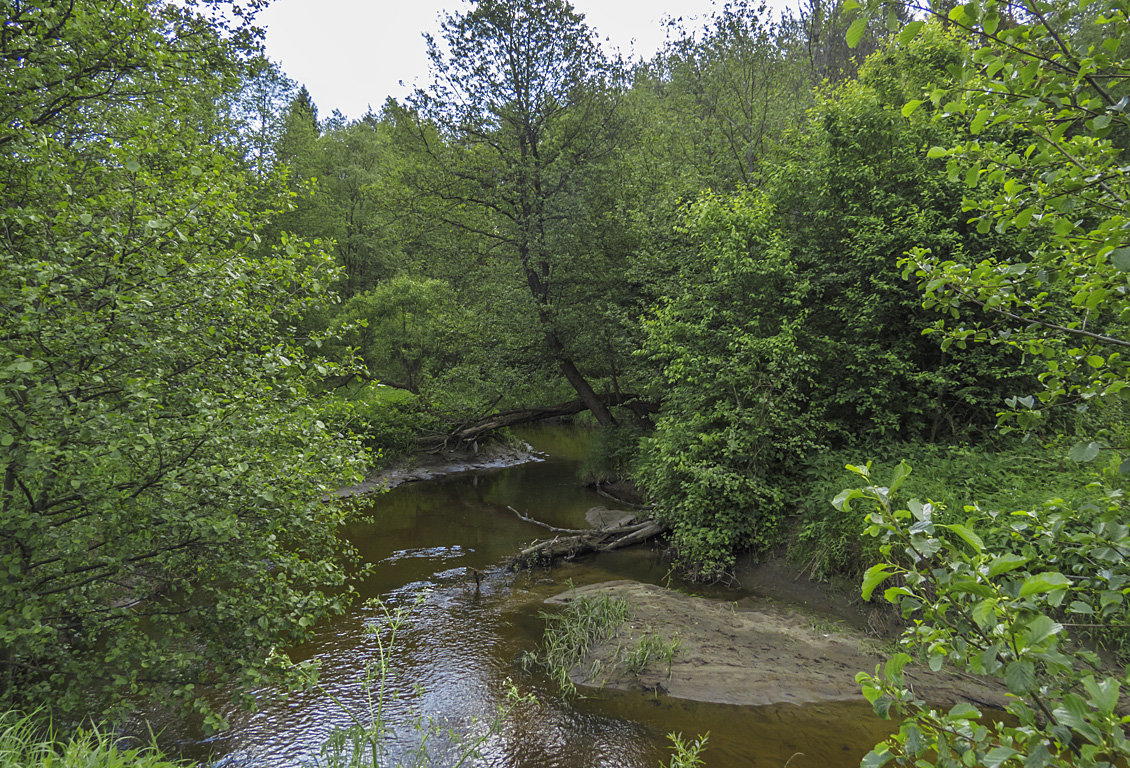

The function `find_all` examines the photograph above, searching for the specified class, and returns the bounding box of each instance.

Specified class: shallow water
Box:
[172,425,891,767]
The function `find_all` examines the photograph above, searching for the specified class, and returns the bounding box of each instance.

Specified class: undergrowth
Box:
[787,440,1116,583]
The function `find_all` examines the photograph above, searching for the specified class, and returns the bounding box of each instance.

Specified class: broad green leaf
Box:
[987,553,1029,577]
[926,146,948,159]
[901,99,924,117]
[889,460,912,493]
[948,702,980,719]
[1111,247,1130,271]
[972,598,998,627]
[846,17,868,48]
[1024,614,1062,646]
[970,108,991,134]
[862,563,895,601]
[984,746,1019,768]
[1067,441,1101,462]
[1018,572,1071,597]
[940,523,984,553]
[899,21,925,45]
[1081,675,1119,714]
[862,748,893,768]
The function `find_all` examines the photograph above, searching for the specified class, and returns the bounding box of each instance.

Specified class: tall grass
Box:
[0,710,186,768]
[532,592,631,696]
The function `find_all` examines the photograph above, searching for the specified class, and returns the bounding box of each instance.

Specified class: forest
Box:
[0,0,1128,766]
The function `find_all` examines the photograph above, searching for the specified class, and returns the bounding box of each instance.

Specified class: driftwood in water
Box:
[508,517,668,569]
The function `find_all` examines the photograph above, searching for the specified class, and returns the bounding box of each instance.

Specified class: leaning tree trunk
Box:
[544,329,616,427]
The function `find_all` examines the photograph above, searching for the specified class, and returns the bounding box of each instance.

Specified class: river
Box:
[172,425,889,767]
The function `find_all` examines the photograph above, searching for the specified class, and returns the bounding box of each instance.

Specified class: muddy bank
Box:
[332,441,543,498]
[547,580,1008,711]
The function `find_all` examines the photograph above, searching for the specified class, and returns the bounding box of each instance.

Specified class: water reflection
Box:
[176,426,891,767]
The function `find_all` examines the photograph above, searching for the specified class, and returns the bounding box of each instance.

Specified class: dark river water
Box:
[170,426,890,767]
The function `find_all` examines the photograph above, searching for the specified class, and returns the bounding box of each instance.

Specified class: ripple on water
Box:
[164,425,893,768]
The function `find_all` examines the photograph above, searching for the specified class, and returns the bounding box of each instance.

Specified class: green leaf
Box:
[987,553,1029,577]
[1111,247,1130,271]
[984,746,1019,768]
[901,99,924,117]
[926,146,949,159]
[948,702,980,719]
[1081,675,1119,714]
[1024,614,1062,646]
[970,108,991,134]
[972,598,998,627]
[862,748,893,768]
[1067,441,1101,462]
[889,461,912,493]
[899,21,925,45]
[124,159,141,173]
[884,652,911,677]
[846,16,868,48]
[940,523,984,553]
[1018,572,1071,597]
[862,563,894,601]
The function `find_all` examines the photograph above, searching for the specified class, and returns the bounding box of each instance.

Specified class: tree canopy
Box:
[0,0,365,727]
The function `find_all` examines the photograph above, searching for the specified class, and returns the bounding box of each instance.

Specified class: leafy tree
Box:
[336,276,463,394]
[638,191,818,574]
[640,1,815,191]
[637,27,1039,577]
[408,0,629,425]
[770,26,1036,442]
[0,0,365,727]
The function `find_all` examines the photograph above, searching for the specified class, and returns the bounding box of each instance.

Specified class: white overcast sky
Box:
[257,0,789,119]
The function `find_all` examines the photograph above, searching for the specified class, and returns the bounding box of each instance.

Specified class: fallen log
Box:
[433,393,656,447]
[508,519,668,569]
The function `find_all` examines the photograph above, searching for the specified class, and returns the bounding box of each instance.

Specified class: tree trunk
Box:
[546,330,616,427]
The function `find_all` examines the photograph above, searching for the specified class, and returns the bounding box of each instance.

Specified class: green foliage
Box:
[577,420,649,485]
[841,463,1130,768]
[663,731,710,768]
[336,276,463,393]
[637,28,1051,578]
[836,2,1130,765]
[638,190,814,576]
[789,441,1112,581]
[619,632,682,678]
[408,0,633,426]
[0,0,365,727]
[0,710,186,768]
[770,25,1038,442]
[888,7,1130,428]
